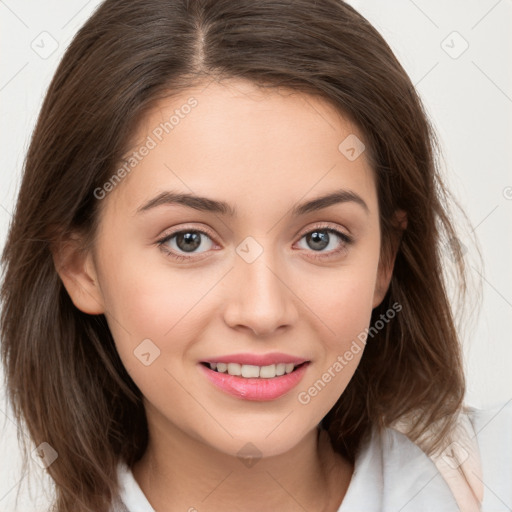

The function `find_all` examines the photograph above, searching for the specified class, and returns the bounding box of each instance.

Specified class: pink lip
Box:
[199,361,310,401]
[201,352,308,366]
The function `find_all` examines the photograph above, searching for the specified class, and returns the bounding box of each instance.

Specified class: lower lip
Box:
[199,362,310,401]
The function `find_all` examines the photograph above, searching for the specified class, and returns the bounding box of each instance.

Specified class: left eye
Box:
[296,228,351,253]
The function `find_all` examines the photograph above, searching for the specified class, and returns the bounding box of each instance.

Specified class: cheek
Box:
[96,244,219,375]
[295,283,371,420]
[300,250,379,345]
[99,260,214,420]
[99,239,217,332]
[293,249,379,410]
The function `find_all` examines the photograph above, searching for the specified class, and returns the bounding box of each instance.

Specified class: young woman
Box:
[1,1,510,511]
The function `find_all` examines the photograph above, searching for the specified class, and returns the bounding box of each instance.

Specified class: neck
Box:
[131,413,352,512]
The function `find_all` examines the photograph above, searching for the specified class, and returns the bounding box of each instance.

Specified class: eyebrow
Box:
[136,189,369,216]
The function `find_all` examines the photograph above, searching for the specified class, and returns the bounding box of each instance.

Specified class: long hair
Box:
[1,0,478,510]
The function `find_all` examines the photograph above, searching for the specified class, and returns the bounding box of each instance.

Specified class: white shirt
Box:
[113,400,512,511]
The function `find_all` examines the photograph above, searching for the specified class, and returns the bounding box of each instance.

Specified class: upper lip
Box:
[201,352,309,366]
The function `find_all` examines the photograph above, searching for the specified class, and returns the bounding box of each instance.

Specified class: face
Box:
[61,78,394,459]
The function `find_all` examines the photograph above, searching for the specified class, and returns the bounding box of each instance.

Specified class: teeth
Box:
[227,362,241,376]
[285,363,294,374]
[208,362,300,378]
[259,364,276,378]
[241,364,260,378]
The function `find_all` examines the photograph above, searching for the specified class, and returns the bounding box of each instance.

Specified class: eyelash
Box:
[156,223,354,262]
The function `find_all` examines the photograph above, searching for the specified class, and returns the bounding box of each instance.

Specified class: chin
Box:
[201,423,314,461]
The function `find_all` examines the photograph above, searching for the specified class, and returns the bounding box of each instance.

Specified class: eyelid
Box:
[295,221,352,242]
[157,223,218,243]
[157,222,351,245]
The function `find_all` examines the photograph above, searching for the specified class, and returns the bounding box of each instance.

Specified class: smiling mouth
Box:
[200,361,308,379]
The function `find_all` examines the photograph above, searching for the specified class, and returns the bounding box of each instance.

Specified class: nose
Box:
[222,247,299,337]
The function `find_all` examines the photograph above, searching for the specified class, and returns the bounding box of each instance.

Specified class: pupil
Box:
[177,232,201,252]
[308,231,329,251]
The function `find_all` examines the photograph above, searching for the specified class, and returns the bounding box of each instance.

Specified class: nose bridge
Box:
[222,236,298,335]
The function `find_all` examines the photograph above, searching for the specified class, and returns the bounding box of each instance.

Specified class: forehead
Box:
[105,78,377,220]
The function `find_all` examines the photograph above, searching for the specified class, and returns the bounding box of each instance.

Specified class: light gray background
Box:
[1,1,511,510]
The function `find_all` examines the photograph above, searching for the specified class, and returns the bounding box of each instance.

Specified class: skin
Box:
[55,77,404,511]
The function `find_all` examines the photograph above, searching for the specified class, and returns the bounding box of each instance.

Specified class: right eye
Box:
[157,228,217,261]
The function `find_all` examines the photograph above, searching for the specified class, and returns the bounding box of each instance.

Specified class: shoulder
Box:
[111,462,155,512]
[339,399,512,512]
[339,421,461,511]
[465,399,512,510]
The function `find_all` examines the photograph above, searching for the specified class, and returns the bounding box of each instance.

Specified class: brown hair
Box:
[1,0,478,510]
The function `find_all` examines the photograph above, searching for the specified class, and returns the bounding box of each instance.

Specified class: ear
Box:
[51,235,105,315]
[372,209,407,309]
